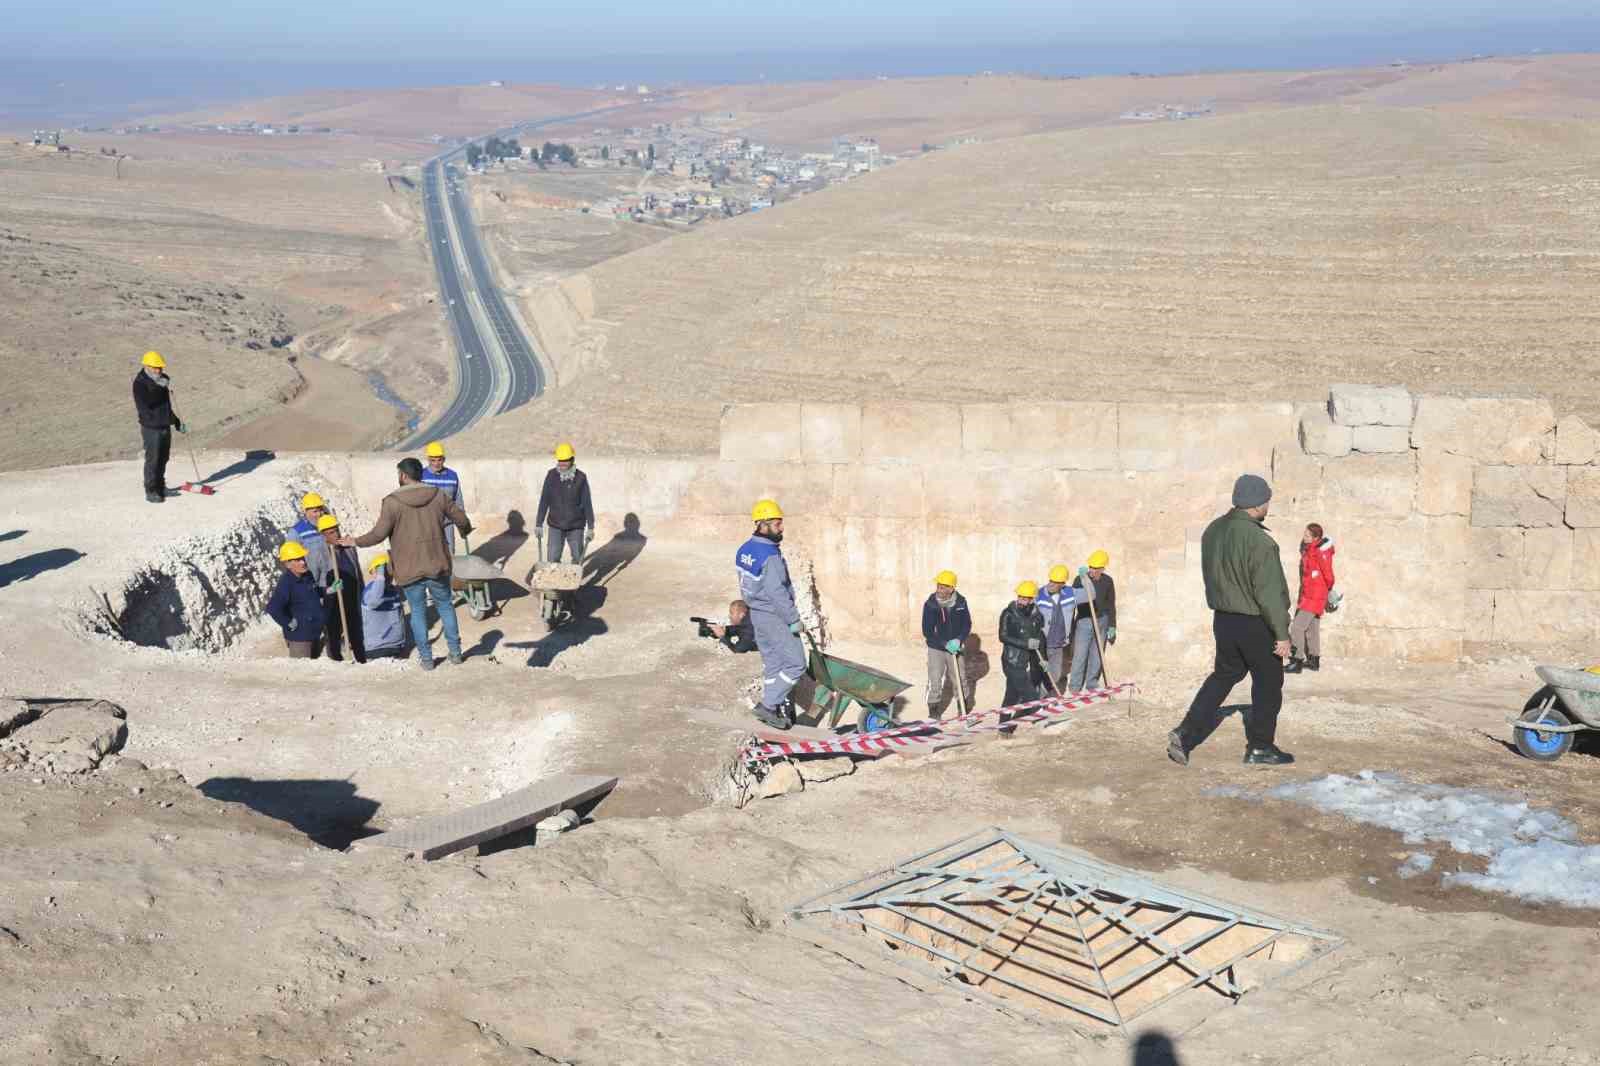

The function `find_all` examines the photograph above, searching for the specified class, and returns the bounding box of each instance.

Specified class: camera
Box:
[690,616,717,639]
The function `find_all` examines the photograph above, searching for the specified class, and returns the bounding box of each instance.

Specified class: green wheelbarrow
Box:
[449,537,524,622]
[803,630,911,733]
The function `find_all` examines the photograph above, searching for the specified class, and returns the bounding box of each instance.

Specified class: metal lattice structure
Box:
[791,829,1340,1030]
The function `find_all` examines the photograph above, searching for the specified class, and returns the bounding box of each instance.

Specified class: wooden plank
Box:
[356,774,617,861]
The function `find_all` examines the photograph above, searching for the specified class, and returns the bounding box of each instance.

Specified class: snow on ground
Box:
[1219,770,1600,907]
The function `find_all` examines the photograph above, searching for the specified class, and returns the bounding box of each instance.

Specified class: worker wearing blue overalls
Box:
[737,498,805,731]
[421,441,465,554]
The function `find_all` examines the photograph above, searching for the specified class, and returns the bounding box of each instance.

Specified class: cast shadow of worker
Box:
[197,776,381,850]
[0,530,24,546]
[505,585,610,667]
[464,627,504,659]
[1180,703,1251,748]
[583,513,648,588]
[200,449,276,486]
[473,510,528,568]
[1131,1032,1183,1066]
[0,548,85,589]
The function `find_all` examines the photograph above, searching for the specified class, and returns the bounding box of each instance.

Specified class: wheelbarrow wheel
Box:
[1514,699,1574,762]
[468,603,490,621]
[859,703,893,734]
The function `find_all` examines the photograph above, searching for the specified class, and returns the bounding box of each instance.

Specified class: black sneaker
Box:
[1284,658,1303,674]
[753,704,791,731]
[419,658,437,672]
[1167,731,1189,766]
[1243,746,1294,765]
[146,492,164,504]
[449,652,464,666]
[1305,656,1321,672]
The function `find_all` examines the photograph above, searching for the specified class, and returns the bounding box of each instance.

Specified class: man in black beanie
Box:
[1167,473,1294,766]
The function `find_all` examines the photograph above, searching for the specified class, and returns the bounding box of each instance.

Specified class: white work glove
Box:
[1026,638,1041,651]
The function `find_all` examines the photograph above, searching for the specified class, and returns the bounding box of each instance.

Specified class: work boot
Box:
[419,658,436,672]
[1243,746,1295,766]
[753,704,790,731]
[449,652,465,666]
[146,491,163,504]
[1305,655,1321,671]
[1167,730,1189,766]
[1284,656,1303,674]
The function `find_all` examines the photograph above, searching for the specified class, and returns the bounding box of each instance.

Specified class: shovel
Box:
[171,386,214,495]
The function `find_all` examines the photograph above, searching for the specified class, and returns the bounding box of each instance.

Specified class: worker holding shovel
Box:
[1069,551,1116,692]
[131,350,185,503]
[316,514,367,664]
[998,580,1047,712]
[921,570,972,720]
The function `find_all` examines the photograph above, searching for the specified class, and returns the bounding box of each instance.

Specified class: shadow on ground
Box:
[202,449,276,486]
[1132,1032,1183,1065]
[0,548,85,589]
[197,777,382,849]
[584,513,647,587]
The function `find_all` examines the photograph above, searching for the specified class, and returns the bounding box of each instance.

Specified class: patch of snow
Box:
[1398,852,1434,879]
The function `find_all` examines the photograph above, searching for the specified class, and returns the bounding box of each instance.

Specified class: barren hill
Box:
[460,104,1600,457]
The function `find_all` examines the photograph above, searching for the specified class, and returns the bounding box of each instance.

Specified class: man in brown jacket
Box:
[342,457,473,670]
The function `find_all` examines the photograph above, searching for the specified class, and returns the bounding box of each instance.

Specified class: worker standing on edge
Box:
[536,443,595,564]
[1035,565,1075,694]
[1069,551,1117,692]
[998,581,1046,712]
[341,457,473,671]
[316,514,366,664]
[1168,474,1294,767]
[421,441,465,554]
[921,570,972,719]
[265,542,325,658]
[360,553,408,659]
[737,499,805,730]
[132,350,184,503]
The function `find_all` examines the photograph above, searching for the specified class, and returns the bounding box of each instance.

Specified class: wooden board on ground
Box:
[355,774,618,861]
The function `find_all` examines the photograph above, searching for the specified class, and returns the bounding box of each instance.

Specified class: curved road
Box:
[404,107,625,447]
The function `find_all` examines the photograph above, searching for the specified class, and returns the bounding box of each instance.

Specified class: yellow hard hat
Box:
[277,541,308,562]
[424,441,446,458]
[300,492,325,511]
[1087,550,1110,569]
[1016,580,1039,599]
[1587,664,1600,676]
[367,552,390,572]
[751,498,784,522]
[554,442,575,461]
[141,350,166,369]
[935,569,958,588]
[1048,564,1070,584]
[315,514,340,532]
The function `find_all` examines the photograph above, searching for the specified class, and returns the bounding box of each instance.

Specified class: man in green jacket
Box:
[1168,474,1294,767]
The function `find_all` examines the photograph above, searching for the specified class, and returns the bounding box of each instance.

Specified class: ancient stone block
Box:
[1117,403,1179,471]
[796,757,856,783]
[959,404,1016,464]
[719,403,802,463]
[1324,626,1462,663]
[1298,409,1353,458]
[1566,467,1600,528]
[1351,425,1412,454]
[1556,415,1600,466]
[1028,404,1118,470]
[1329,384,1414,427]
[757,762,804,798]
[831,464,923,518]
[1574,530,1600,590]
[678,462,833,518]
[1411,397,1555,464]
[861,404,961,462]
[1462,592,1496,643]
[921,463,978,520]
[971,468,1062,526]
[1180,403,1295,475]
[1470,466,1566,528]
[800,404,862,464]
[10,702,128,770]
[1415,450,1474,517]
[1333,517,1469,630]
[1322,453,1415,519]
[1491,591,1600,644]
[1467,528,1523,588]
[1519,527,1574,590]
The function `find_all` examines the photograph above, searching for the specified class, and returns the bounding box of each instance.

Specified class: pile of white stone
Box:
[0,698,128,776]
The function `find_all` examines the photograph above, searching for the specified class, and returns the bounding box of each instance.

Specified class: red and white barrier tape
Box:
[742,682,1136,762]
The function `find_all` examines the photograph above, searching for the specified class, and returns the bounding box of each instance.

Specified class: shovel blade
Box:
[181,482,217,496]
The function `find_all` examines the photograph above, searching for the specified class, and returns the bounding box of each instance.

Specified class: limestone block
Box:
[1566,468,1600,528]
[1118,403,1179,471]
[920,462,979,520]
[1519,527,1574,590]
[959,404,1017,464]
[1556,415,1600,466]
[1352,425,1412,454]
[1322,453,1416,519]
[1467,528,1523,588]
[831,464,923,518]
[1462,592,1496,643]
[1298,409,1353,458]
[1272,445,1324,515]
[1329,384,1414,427]
[757,762,804,799]
[719,403,802,463]
[1179,403,1294,476]
[1411,396,1555,464]
[861,404,961,462]
[678,462,832,518]
[1574,530,1600,590]
[1324,627,1462,663]
[796,756,855,783]
[1415,450,1474,517]
[800,404,862,464]
[12,702,128,769]
[1491,591,1600,644]
[1029,404,1118,470]
[971,468,1063,526]
[1470,466,1566,528]
[620,459,701,519]
[1333,517,1469,630]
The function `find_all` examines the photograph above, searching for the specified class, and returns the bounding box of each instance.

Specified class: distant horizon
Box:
[4,27,1599,128]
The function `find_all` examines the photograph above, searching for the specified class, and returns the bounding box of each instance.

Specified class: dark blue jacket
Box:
[266,570,325,642]
[922,592,972,649]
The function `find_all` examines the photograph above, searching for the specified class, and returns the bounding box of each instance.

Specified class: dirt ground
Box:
[3,458,1600,1064]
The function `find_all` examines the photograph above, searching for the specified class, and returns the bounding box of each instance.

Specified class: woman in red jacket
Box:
[1287,523,1335,673]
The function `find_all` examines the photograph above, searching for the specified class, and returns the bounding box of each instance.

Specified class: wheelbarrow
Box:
[803,630,911,733]
[1509,664,1600,762]
[449,538,524,622]
[527,561,583,631]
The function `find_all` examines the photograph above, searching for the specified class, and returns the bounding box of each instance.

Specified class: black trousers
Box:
[321,586,367,663]
[1001,653,1042,708]
[141,426,171,494]
[1175,612,1284,750]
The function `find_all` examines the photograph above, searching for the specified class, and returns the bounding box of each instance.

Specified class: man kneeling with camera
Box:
[692,599,758,654]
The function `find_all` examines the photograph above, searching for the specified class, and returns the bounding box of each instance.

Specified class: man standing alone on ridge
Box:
[421,441,465,554]
[131,350,184,503]
[1167,474,1295,767]
[738,499,805,730]
[536,442,595,564]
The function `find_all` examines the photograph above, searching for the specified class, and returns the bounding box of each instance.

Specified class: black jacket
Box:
[1072,572,1116,628]
[536,468,594,531]
[132,371,180,430]
[266,570,324,642]
[998,601,1046,668]
[921,593,972,649]
[721,617,757,654]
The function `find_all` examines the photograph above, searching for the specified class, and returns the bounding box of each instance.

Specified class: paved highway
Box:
[404,107,625,447]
